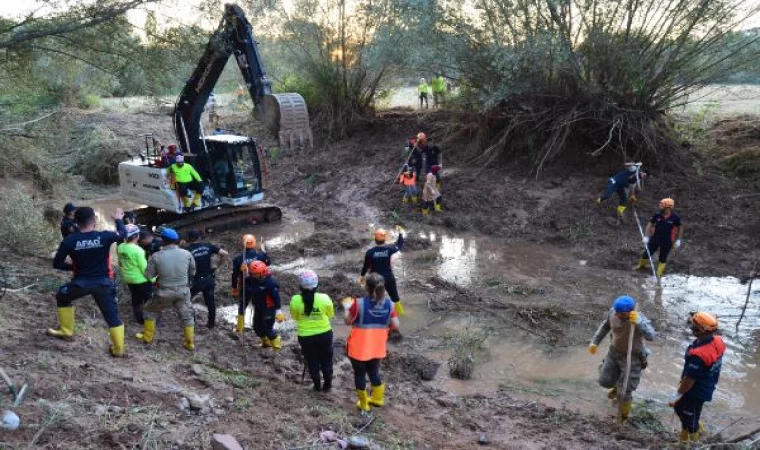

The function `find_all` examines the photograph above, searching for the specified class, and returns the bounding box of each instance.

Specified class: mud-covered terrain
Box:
[0,108,759,449]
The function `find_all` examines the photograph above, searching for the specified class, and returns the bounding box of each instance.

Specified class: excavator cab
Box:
[199,135,263,204]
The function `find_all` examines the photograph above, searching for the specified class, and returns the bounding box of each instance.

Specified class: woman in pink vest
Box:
[342,273,401,413]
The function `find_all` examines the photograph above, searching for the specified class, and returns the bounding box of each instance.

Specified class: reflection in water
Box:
[437,237,478,287]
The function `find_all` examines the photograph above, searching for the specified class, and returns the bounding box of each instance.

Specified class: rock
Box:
[225,397,234,403]
[347,436,370,449]
[1,411,20,430]
[211,434,244,450]
[434,397,459,408]
[95,405,108,416]
[213,408,226,416]
[178,398,190,411]
[478,434,489,445]
[107,406,122,414]
[191,364,204,376]
[320,430,338,443]
[187,394,211,411]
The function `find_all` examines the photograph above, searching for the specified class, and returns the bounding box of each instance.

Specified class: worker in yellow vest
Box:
[169,154,204,211]
[432,74,446,108]
[418,78,429,110]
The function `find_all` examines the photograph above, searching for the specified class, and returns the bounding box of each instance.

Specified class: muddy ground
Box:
[1,107,759,449]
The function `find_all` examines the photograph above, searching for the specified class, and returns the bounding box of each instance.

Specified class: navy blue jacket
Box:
[361,234,404,277]
[682,335,726,402]
[231,250,271,289]
[53,220,126,286]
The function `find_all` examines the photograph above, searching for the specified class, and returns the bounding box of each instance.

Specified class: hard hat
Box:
[175,154,184,163]
[125,224,140,238]
[161,227,179,241]
[690,311,718,332]
[417,132,426,141]
[613,295,636,313]
[299,269,319,290]
[168,144,177,151]
[248,260,268,277]
[627,165,638,173]
[243,234,256,249]
[420,77,426,83]
[374,228,387,242]
[659,198,675,209]
[431,165,441,175]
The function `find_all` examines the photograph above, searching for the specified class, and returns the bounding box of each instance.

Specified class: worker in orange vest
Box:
[342,273,401,414]
[397,164,418,204]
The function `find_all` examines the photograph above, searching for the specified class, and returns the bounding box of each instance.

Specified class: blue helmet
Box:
[161,227,180,241]
[613,296,636,313]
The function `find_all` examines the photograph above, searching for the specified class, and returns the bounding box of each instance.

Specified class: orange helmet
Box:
[659,198,675,209]
[243,234,256,249]
[417,132,426,142]
[248,260,268,277]
[690,312,718,332]
[374,228,387,242]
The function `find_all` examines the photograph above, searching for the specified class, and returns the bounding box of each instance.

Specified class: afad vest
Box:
[347,297,392,361]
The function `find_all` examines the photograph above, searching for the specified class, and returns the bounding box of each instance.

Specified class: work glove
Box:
[395,225,406,237]
[642,236,649,245]
[588,344,598,355]
[359,276,366,286]
[595,197,602,204]
[668,391,682,407]
[629,196,637,204]
[629,310,639,324]
[674,239,682,250]
[275,310,285,323]
[341,297,354,309]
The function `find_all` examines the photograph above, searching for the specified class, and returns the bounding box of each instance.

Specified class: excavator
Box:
[118,3,312,234]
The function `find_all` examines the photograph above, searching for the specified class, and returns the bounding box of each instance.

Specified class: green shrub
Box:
[0,187,59,254]
[70,125,131,184]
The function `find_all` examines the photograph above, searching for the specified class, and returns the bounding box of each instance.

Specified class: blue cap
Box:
[161,227,179,241]
[613,296,636,313]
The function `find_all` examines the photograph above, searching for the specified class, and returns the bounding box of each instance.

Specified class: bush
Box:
[447,329,488,380]
[0,187,59,254]
[71,125,131,184]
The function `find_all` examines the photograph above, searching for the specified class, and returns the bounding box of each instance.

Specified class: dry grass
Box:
[70,125,131,184]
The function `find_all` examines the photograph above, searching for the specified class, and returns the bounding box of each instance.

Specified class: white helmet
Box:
[299,269,318,289]
[420,77,426,83]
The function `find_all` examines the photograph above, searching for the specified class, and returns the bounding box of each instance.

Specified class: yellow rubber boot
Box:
[192,192,202,207]
[690,423,705,441]
[635,258,650,270]
[261,337,272,348]
[108,325,125,357]
[235,315,245,334]
[355,389,370,412]
[679,429,690,442]
[47,307,75,339]
[657,262,667,278]
[617,205,627,217]
[369,383,385,407]
[182,196,191,207]
[607,387,617,399]
[620,401,632,422]
[270,335,282,350]
[394,301,405,317]
[135,319,156,344]
[422,208,429,216]
[412,196,419,204]
[434,203,443,212]
[402,196,409,204]
[183,326,195,351]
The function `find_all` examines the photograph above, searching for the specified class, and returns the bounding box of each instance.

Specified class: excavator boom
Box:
[174,3,312,153]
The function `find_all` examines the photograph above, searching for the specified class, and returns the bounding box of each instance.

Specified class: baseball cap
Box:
[63,203,77,214]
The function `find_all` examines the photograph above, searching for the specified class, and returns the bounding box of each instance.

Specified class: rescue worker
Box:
[160,144,181,167]
[418,134,442,175]
[117,224,152,325]
[239,261,284,349]
[596,163,647,223]
[186,229,228,329]
[432,74,446,108]
[422,172,443,215]
[398,165,418,204]
[169,154,204,211]
[418,78,429,110]
[408,134,424,179]
[669,312,725,442]
[60,203,79,238]
[636,198,684,278]
[343,273,401,413]
[136,228,196,351]
[50,206,127,357]
[290,270,334,392]
[360,227,405,316]
[138,229,162,258]
[235,85,245,105]
[588,295,656,422]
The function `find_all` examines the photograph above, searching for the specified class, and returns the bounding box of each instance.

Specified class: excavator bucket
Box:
[262,93,313,151]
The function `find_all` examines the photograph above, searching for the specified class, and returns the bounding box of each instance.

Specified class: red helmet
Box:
[168,144,177,152]
[248,260,268,277]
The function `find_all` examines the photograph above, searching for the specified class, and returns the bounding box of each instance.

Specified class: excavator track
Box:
[131,205,282,236]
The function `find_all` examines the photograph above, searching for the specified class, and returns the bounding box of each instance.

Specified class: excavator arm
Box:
[173,3,312,155]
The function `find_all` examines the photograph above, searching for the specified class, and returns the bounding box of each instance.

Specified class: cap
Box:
[613,296,636,313]
[63,203,77,214]
[161,227,179,241]
[125,224,140,238]
[188,230,202,241]
[299,270,319,290]
[175,154,184,163]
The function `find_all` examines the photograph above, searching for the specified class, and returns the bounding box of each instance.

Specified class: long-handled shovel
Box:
[618,321,635,425]
[633,208,659,284]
